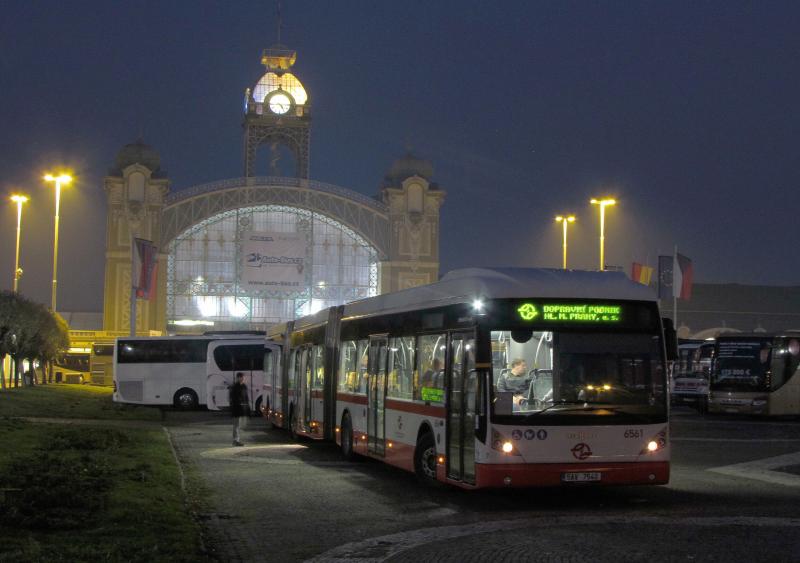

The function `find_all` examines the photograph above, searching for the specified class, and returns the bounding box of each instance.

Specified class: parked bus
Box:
[113,335,257,409]
[90,341,116,386]
[54,347,91,384]
[206,338,272,412]
[671,339,714,411]
[708,333,800,416]
[262,267,676,488]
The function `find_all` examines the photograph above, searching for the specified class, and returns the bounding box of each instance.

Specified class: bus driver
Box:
[497,358,530,407]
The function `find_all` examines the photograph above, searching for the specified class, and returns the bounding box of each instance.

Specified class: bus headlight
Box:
[640,429,667,455]
[491,430,521,456]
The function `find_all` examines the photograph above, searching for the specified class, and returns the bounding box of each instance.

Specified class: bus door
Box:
[296,347,310,432]
[367,336,388,456]
[446,332,477,484]
[263,343,281,414]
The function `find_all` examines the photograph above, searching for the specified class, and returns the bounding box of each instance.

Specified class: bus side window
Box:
[338,340,357,393]
[416,333,446,403]
[312,345,325,390]
[388,336,414,400]
[356,339,369,394]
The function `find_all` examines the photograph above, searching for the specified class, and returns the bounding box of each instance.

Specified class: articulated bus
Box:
[113,335,260,409]
[708,333,800,416]
[263,267,676,488]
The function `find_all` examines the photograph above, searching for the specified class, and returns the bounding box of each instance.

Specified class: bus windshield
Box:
[711,339,771,392]
[55,353,89,373]
[491,330,666,418]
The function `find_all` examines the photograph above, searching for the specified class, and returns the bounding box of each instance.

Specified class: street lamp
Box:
[554,215,576,269]
[10,194,28,293]
[590,198,616,271]
[43,173,72,311]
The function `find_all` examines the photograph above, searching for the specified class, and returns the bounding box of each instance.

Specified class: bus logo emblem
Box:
[571,443,592,460]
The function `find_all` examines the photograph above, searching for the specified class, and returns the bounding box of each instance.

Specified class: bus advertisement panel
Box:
[708,334,800,415]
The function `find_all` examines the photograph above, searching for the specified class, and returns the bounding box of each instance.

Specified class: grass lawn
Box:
[0,383,162,421]
[0,386,208,562]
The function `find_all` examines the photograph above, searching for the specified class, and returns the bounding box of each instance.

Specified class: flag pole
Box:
[673,244,678,329]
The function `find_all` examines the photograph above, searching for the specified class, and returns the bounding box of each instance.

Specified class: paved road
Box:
[165,408,800,562]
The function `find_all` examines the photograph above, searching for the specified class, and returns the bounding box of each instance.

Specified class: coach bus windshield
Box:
[712,337,800,392]
[491,330,666,419]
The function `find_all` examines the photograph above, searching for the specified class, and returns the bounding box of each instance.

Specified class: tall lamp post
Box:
[10,194,28,293]
[554,215,575,269]
[43,173,72,311]
[590,198,616,271]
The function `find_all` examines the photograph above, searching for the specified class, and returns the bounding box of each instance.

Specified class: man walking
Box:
[230,372,249,446]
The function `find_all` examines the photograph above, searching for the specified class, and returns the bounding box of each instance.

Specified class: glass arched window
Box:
[167,205,378,328]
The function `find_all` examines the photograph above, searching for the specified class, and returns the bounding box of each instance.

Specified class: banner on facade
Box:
[132,238,158,300]
[241,231,306,293]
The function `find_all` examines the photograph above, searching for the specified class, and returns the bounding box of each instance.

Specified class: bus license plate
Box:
[562,472,601,483]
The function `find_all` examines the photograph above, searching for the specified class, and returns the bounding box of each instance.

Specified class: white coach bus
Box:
[206,338,273,413]
[263,267,677,489]
[708,333,800,416]
[113,334,261,409]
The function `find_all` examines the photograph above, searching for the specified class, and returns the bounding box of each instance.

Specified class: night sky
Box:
[1,1,798,313]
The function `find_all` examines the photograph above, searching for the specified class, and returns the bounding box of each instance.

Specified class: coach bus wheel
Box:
[174,388,198,410]
[341,413,355,461]
[414,432,437,483]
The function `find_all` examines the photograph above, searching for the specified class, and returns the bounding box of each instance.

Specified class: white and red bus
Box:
[263,267,676,488]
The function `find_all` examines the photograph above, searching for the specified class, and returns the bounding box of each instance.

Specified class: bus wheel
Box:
[174,388,198,410]
[414,432,437,483]
[341,413,356,461]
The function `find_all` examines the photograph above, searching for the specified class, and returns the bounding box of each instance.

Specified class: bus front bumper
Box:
[475,461,670,488]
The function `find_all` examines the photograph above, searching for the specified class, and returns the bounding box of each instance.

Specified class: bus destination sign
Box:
[517,303,622,323]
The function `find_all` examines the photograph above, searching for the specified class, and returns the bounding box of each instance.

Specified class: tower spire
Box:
[276,0,282,44]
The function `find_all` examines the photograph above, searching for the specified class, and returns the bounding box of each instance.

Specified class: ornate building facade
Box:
[102,46,444,333]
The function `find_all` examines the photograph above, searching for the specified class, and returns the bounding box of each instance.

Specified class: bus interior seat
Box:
[528,370,554,406]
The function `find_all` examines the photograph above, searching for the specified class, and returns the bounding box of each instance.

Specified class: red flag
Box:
[674,253,693,300]
[133,238,158,301]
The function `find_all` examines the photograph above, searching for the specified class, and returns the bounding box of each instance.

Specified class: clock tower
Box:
[243,45,311,178]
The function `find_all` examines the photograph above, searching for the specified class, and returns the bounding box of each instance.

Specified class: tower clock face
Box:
[269,93,291,114]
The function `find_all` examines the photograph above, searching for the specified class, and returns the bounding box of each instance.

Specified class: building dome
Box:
[385,152,434,185]
[112,138,162,175]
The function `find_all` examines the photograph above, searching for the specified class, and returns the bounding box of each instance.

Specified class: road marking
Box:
[673,437,800,443]
[199,445,353,467]
[306,516,800,563]
[707,451,800,488]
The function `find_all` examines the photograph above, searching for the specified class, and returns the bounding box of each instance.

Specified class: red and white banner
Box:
[673,252,693,300]
[132,238,158,300]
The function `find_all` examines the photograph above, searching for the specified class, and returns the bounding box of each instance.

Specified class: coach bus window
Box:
[388,336,415,400]
[417,334,446,403]
[356,339,369,394]
[312,345,325,390]
[772,338,800,390]
[338,340,358,393]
